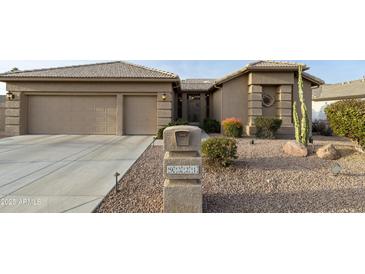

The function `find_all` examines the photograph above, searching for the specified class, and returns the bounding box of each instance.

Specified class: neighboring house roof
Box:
[215,60,324,86]
[313,78,365,101]
[181,79,215,91]
[0,61,179,81]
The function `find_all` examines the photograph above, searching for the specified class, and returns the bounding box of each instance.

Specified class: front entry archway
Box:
[187,94,201,123]
[178,92,208,126]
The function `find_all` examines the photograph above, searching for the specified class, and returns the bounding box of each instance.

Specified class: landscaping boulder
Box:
[316,144,341,160]
[354,142,365,154]
[283,141,308,157]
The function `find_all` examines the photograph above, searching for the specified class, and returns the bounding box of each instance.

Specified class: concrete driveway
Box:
[0,135,153,213]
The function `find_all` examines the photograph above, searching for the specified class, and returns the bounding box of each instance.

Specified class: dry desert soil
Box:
[97,136,365,213]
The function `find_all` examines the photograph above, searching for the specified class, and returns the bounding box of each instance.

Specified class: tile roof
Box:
[181,79,215,91]
[0,61,178,80]
[248,60,307,69]
[215,60,323,86]
[0,60,324,89]
[312,78,365,101]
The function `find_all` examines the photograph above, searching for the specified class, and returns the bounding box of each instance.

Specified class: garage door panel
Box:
[28,95,116,135]
[124,95,157,135]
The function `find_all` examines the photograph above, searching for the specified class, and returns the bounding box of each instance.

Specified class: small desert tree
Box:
[293,65,310,146]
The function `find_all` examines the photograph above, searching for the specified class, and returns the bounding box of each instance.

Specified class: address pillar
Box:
[163,125,202,213]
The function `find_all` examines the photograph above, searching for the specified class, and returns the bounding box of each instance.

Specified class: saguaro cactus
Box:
[293,102,300,143]
[293,65,310,146]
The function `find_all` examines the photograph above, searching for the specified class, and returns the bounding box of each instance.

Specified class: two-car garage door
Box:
[28,95,157,135]
[28,95,117,135]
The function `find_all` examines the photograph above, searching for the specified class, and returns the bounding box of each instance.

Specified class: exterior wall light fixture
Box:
[6,91,15,101]
[162,93,167,101]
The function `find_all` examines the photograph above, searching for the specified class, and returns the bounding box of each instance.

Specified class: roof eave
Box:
[0,77,180,83]
[215,66,310,86]
[302,73,325,86]
[214,67,249,86]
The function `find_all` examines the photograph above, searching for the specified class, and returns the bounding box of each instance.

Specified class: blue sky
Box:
[1,60,365,94]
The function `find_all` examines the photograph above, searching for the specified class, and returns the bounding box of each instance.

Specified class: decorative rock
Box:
[316,144,341,160]
[283,141,308,157]
[354,142,365,153]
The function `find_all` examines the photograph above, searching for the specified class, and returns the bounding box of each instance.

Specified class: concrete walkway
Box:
[0,135,153,213]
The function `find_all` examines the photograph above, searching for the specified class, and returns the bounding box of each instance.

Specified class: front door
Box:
[187,94,200,123]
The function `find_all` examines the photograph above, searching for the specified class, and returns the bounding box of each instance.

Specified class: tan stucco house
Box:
[0,95,5,132]
[312,77,365,120]
[0,60,323,137]
[178,61,324,136]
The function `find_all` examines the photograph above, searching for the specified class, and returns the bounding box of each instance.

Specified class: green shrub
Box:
[202,118,220,133]
[156,119,189,139]
[325,99,365,150]
[222,117,243,138]
[254,117,282,139]
[201,137,238,167]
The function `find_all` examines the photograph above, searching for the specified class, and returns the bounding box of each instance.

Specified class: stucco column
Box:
[157,92,173,129]
[182,93,188,121]
[5,91,24,136]
[116,94,124,135]
[199,93,206,125]
[276,85,293,127]
[0,102,5,132]
[246,85,262,136]
[247,85,263,125]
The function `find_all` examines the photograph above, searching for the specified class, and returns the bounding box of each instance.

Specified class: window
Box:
[262,94,275,107]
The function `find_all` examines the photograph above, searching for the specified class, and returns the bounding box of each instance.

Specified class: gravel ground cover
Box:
[97,136,365,213]
[97,144,164,213]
